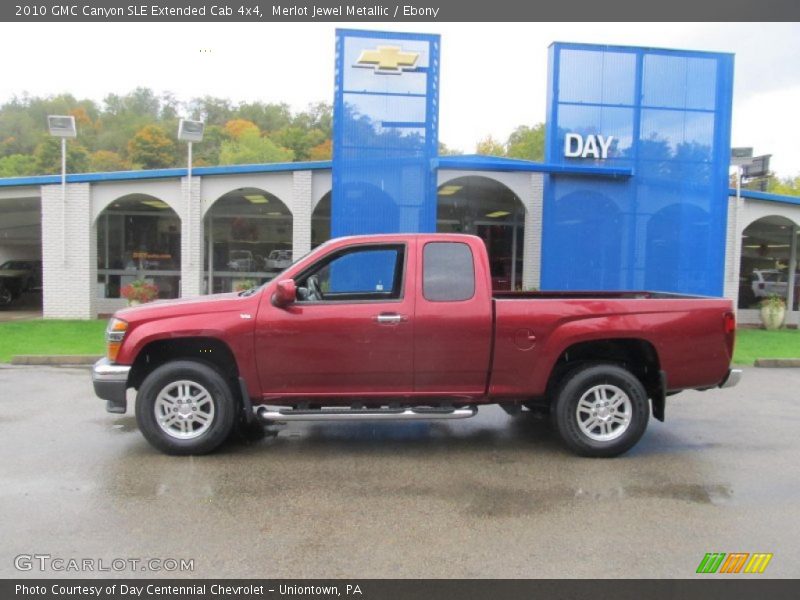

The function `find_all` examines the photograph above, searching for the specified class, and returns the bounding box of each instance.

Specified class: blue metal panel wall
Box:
[332,29,440,237]
[542,43,734,296]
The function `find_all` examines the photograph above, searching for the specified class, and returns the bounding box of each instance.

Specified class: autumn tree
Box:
[89,150,130,172]
[506,124,545,161]
[308,139,332,161]
[34,136,90,174]
[475,135,506,156]
[219,129,294,165]
[127,124,177,169]
[224,119,260,139]
[0,154,37,177]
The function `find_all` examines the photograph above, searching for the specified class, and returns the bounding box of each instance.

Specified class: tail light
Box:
[106,318,128,362]
[723,311,736,357]
[723,311,736,334]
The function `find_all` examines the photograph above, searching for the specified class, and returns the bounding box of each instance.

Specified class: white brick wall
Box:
[180,176,203,297]
[41,183,96,319]
[723,194,742,304]
[292,171,313,258]
[523,173,544,290]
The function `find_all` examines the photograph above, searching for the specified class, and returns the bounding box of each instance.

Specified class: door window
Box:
[296,244,405,302]
[423,242,475,302]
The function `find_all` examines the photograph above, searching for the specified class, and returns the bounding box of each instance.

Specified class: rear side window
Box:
[423,242,475,302]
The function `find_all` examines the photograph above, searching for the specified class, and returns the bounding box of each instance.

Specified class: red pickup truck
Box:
[93,233,740,458]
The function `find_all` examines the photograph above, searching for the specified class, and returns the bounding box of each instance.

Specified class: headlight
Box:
[106,317,128,362]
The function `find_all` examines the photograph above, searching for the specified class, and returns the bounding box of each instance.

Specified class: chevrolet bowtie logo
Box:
[354,45,419,74]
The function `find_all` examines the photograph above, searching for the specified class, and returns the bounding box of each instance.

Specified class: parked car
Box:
[226,250,258,272]
[0,260,42,306]
[751,269,788,299]
[265,249,292,270]
[93,234,739,457]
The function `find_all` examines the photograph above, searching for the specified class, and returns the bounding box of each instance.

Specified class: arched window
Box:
[96,194,181,300]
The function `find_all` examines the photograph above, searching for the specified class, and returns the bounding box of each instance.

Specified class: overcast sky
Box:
[1,22,798,176]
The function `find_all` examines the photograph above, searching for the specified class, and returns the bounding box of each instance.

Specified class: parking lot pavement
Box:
[0,365,798,579]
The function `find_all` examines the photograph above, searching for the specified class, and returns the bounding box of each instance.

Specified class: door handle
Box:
[374,313,407,325]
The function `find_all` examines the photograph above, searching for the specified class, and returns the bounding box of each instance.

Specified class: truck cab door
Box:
[413,239,493,395]
[255,241,416,400]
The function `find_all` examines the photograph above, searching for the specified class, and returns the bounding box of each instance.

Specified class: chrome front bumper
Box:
[92,358,131,414]
[719,368,743,389]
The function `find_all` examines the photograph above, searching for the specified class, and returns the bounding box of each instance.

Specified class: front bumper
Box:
[92,358,131,414]
[719,368,743,389]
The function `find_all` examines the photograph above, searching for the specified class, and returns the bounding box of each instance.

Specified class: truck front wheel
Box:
[552,364,649,458]
[135,360,236,455]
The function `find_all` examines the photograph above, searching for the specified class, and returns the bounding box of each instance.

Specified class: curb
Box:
[10,355,101,366]
[754,358,800,368]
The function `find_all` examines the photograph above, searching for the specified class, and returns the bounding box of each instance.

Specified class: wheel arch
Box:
[545,337,666,421]
[128,337,240,391]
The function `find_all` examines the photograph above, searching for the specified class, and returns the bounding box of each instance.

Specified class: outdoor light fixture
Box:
[48,115,77,267]
[178,119,205,272]
[177,119,205,143]
[47,115,77,138]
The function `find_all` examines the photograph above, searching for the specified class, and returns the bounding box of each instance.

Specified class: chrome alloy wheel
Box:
[575,384,632,442]
[154,380,215,440]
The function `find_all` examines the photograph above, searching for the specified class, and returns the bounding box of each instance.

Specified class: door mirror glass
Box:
[273,279,297,307]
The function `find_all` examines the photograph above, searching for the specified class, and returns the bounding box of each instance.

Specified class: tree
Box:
[89,150,130,172]
[127,124,177,169]
[219,130,294,165]
[308,139,332,160]
[438,142,463,156]
[0,154,38,177]
[224,119,260,139]
[506,124,545,161]
[476,135,506,156]
[272,126,326,161]
[34,137,90,174]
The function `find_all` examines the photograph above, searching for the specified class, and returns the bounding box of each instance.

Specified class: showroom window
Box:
[738,216,799,311]
[96,194,181,300]
[436,176,524,291]
[204,188,293,294]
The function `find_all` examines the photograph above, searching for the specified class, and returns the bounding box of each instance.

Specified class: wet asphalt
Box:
[0,365,798,579]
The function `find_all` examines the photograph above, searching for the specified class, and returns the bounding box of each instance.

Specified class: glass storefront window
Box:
[437,176,525,291]
[96,195,181,300]
[204,188,293,294]
[738,216,798,310]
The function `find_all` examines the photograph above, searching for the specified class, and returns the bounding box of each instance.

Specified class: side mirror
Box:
[272,279,297,308]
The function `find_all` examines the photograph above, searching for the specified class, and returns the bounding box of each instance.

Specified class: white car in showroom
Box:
[751,269,788,298]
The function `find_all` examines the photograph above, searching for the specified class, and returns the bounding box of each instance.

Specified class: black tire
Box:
[135,360,237,455]
[552,363,649,458]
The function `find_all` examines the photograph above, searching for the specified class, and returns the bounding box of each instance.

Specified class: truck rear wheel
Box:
[135,360,236,455]
[552,363,649,457]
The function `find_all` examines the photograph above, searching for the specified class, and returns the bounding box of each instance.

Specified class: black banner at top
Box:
[1,0,799,22]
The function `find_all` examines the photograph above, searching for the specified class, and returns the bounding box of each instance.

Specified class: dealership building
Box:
[0,32,799,325]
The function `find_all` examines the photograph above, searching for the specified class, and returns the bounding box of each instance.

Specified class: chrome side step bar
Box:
[254,405,477,422]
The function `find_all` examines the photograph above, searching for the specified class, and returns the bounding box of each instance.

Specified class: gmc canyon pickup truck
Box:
[93,233,741,457]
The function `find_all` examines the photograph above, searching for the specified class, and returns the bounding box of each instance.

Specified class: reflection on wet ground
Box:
[0,365,799,578]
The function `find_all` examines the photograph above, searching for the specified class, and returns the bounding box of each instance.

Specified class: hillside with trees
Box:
[0,88,333,177]
[2,88,796,196]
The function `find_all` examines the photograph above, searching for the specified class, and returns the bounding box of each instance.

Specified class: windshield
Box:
[0,261,31,270]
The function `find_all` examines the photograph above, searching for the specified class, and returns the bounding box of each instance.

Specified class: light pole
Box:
[177,119,205,282]
[47,115,77,267]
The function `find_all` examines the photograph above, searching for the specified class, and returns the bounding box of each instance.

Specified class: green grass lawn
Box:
[0,319,106,362]
[733,328,800,365]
